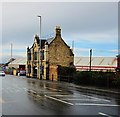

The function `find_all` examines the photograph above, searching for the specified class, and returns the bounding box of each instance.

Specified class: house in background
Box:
[26,26,74,81]
[7,58,26,75]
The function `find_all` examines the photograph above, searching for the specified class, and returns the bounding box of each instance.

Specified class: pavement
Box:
[68,83,120,95]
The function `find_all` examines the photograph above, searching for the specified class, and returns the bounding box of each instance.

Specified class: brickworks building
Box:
[26,26,74,81]
[74,57,117,72]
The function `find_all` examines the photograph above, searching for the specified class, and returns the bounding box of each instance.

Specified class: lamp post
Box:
[37,15,42,80]
[37,16,41,48]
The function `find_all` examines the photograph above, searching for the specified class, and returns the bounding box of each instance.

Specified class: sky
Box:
[1,1,119,63]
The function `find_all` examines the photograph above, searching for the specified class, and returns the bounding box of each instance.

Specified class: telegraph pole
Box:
[72,40,74,52]
[90,49,92,71]
[11,43,12,62]
[11,43,13,75]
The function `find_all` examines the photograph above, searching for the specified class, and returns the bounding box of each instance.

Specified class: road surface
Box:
[1,75,120,116]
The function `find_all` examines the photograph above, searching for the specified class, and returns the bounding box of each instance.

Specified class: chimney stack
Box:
[55,26,61,37]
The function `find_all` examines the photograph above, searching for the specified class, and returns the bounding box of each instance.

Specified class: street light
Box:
[37,15,42,80]
[37,16,41,48]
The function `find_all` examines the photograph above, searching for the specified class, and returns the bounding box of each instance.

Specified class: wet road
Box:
[1,75,120,116]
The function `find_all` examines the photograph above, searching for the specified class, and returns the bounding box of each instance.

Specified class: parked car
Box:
[0,71,5,76]
[19,70,26,76]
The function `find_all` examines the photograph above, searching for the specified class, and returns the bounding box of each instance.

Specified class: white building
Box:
[74,57,117,72]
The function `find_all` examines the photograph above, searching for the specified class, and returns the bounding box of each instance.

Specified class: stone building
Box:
[26,26,74,81]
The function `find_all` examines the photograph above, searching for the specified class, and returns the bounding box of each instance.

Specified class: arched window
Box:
[28,65,31,74]
[34,52,37,60]
[27,53,31,60]
[40,50,44,60]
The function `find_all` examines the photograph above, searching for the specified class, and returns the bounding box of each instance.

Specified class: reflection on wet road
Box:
[1,75,120,116]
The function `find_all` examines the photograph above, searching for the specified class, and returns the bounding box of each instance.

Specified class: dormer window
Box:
[27,52,31,60]
[40,50,44,60]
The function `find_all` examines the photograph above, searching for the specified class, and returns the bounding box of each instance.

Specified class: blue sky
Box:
[1,1,119,63]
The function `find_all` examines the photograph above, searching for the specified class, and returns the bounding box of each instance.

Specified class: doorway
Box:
[33,66,37,78]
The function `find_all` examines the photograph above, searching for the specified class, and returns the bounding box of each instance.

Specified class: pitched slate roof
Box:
[46,37,54,44]
[10,58,26,65]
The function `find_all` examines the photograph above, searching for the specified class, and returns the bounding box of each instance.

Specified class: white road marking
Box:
[52,94,110,102]
[52,94,80,97]
[75,103,120,107]
[63,98,102,101]
[28,90,37,94]
[45,95,74,105]
[43,91,60,94]
[80,94,111,102]
[28,90,42,98]
[28,90,59,95]
[99,112,113,117]
[44,87,62,92]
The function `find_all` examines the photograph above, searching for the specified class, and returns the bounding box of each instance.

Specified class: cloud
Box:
[1,43,27,63]
[2,2,118,35]
[1,2,118,62]
[74,48,118,53]
[73,48,118,57]
[1,0,119,2]
[74,32,117,44]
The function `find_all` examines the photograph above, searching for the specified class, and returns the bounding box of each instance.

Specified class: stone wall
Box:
[48,36,74,67]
